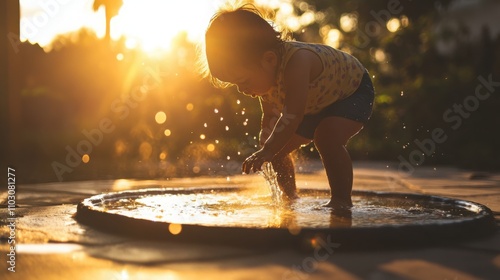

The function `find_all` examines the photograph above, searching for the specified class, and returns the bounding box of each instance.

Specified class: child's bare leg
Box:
[320,144,354,207]
[272,135,311,199]
[271,154,297,198]
[314,117,363,208]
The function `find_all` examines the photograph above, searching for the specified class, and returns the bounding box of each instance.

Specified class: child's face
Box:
[220,51,278,97]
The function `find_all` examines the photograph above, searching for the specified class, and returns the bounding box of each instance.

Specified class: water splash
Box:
[258,162,284,206]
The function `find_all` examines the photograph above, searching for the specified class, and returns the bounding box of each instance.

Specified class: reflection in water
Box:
[329,208,353,228]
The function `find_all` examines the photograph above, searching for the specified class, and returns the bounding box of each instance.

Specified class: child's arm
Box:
[243,50,316,173]
[259,99,279,147]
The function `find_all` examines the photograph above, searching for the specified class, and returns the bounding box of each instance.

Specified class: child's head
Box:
[202,5,284,90]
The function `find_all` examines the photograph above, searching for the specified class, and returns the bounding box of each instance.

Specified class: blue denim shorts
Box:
[296,71,375,140]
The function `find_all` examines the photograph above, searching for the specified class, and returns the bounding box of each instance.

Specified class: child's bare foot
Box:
[322,198,353,209]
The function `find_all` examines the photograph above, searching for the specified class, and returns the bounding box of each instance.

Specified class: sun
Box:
[110,0,225,52]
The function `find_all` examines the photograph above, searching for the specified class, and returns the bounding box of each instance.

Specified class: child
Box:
[202,6,374,209]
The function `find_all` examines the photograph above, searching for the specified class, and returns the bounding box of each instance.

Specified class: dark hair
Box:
[202,5,284,88]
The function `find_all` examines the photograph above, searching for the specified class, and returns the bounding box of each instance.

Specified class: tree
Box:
[93,0,123,43]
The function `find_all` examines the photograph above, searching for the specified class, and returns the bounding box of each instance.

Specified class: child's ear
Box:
[260,50,278,70]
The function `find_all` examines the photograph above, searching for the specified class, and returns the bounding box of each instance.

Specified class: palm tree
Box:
[93,0,123,43]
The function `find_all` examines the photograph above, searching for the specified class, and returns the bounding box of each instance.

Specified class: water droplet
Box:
[82,154,90,163]
[225,126,229,131]
[200,134,206,140]
[215,140,219,144]
[220,117,224,121]
[236,99,241,104]
[203,123,208,128]
[227,156,231,160]
[400,91,404,96]
[214,109,219,113]
[206,144,215,152]
[168,224,182,235]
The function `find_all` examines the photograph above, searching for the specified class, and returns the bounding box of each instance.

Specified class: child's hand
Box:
[242,149,274,174]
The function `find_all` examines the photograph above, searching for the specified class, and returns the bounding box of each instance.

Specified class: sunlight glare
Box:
[112,0,225,51]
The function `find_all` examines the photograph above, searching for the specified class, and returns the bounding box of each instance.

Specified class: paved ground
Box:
[1,161,499,279]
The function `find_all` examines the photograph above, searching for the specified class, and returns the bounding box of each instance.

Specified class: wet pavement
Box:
[1,161,499,279]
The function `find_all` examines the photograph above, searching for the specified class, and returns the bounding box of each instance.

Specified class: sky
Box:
[19,0,226,51]
[20,0,103,47]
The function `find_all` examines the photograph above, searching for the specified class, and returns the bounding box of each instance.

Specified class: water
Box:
[258,162,284,206]
[96,187,478,229]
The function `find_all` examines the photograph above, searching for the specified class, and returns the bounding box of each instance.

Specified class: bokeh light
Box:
[324,28,342,48]
[340,13,358,32]
[155,111,167,124]
[374,49,387,62]
[387,18,401,32]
